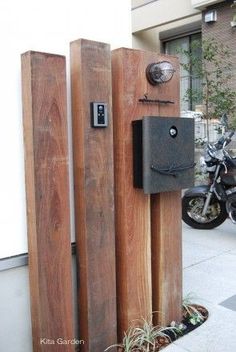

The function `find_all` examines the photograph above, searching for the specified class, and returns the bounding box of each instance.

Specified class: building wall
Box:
[202,1,236,92]
[132,0,157,9]
[132,15,202,52]
[192,0,224,10]
[132,0,200,33]
[132,0,201,52]
[0,266,32,352]
[0,0,131,260]
[0,256,78,352]
[0,1,131,350]
[132,0,236,117]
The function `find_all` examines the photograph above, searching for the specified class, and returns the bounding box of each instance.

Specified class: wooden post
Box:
[112,48,154,337]
[21,51,74,351]
[112,48,182,336]
[150,60,182,326]
[151,192,182,326]
[70,39,117,352]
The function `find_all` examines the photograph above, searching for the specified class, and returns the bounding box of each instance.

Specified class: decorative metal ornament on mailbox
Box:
[133,116,195,194]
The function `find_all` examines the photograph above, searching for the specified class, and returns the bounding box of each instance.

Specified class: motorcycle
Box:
[182,131,236,229]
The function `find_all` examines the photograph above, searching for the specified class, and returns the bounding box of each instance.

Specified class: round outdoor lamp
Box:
[146,61,175,85]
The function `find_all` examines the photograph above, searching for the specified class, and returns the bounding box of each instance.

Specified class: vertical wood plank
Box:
[70,39,117,352]
[112,48,162,337]
[150,56,183,326]
[21,51,74,351]
[112,48,182,335]
[151,192,182,325]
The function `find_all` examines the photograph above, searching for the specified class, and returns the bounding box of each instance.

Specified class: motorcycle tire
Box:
[182,195,228,230]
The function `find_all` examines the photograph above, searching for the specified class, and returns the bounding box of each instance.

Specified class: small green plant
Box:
[194,170,208,185]
[105,315,179,352]
[134,317,160,351]
[195,137,206,148]
[134,317,179,351]
[170,320,187,334]
[182,293,205,326]
[105,300,208,351]
[179,38,236,142]
[104,326,140,351]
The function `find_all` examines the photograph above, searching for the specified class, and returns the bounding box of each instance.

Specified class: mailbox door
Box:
[142,116,194,194]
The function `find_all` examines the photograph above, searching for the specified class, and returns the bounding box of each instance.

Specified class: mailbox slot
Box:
[133,116,195,194]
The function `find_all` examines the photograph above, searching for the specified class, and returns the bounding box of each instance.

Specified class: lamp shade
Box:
[146,61,175,85]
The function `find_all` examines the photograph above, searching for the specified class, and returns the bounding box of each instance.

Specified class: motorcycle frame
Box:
[201,164,221,216]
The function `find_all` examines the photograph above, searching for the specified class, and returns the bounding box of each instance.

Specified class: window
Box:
[164,33,202,112]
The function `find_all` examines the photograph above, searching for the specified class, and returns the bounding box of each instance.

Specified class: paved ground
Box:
[165,219,236,352]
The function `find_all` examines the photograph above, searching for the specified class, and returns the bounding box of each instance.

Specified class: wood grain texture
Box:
[21,51,74,351]
[150,56,183,326]
[112,48,182,335]
[70,39,117,352]
[112,48,159,337]
[151,191,182,326]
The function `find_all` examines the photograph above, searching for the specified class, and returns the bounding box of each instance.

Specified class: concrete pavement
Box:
[165,219,236,352]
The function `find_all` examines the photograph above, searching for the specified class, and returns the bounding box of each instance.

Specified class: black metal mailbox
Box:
[133,116,195,194]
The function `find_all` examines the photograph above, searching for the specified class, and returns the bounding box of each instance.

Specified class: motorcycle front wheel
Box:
[182,195,228,229]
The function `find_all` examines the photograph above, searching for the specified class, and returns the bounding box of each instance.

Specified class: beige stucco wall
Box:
[132,0,156,9]
[132,13,202,52]
[132,0,200,33]
[132,0,224,11]
[191,0,224,10]
[131,0,225,52]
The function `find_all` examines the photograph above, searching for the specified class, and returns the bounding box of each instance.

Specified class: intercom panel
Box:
[91,102,108,128]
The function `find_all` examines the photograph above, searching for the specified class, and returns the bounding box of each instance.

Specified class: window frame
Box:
[163,31,202,111]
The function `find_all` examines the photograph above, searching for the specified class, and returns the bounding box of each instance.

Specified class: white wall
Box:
[0,0,132,258]
[0,256,78,352]
[0,266,32,352]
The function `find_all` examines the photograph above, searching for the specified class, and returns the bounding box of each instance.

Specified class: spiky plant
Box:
[134,317,179,352]
[182,293,205,326]
[104,326,141,352]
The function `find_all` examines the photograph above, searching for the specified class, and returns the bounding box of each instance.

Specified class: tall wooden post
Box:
[151,192,182,326]
[70,39,117,351]
[112,48,182,336]
[21,51,74,351]
[150,63,182,326]
[112,48,153,336]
